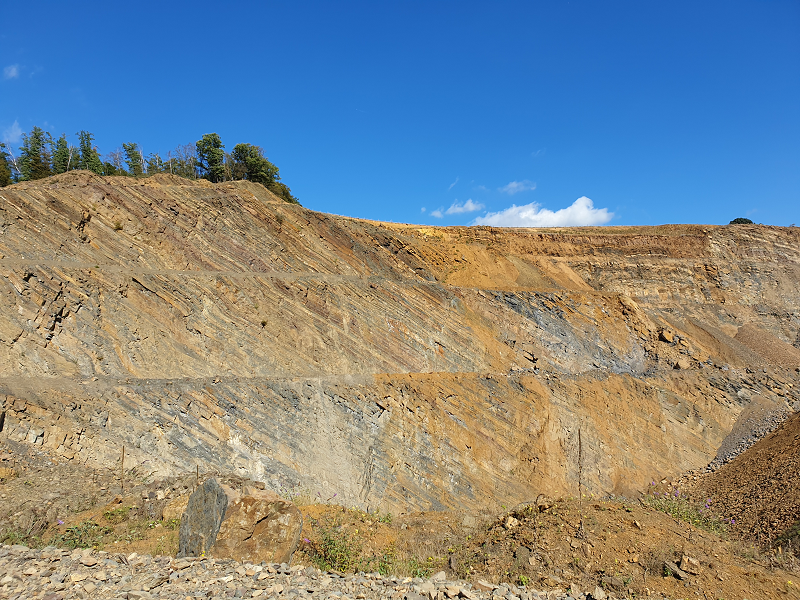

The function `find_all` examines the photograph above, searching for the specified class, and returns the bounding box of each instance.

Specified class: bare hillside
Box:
[1,171,798,512]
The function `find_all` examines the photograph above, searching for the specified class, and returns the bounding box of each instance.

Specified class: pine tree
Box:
[145,152,164,175]
[231,143,278,185]
[18,127,53,181]
[0,143,13,187]
[196,133,225,182]
[231,143,299,203]
[122,143,144,176]
[52,134,71,174]
[77,131,104,174]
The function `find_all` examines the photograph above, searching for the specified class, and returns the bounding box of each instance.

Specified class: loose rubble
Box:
[0,543,614,600]
[704,401,793,472]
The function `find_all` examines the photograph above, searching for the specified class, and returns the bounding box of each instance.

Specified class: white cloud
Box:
[499,180,536,194]
[2,120,22,144]
[421,207,427,213]
[445,199,484,214]
[3,65,19,79]
[472,196,613,228]
[431,208,444,218]
[448,176,459,191]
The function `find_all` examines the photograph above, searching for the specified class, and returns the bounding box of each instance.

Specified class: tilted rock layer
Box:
[0,171,798,511]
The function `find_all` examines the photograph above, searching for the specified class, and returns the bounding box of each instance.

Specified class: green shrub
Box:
[729,217,754,224]
[307,524,361,572]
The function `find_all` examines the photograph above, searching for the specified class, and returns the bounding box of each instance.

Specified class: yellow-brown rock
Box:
[211,486,303,564]
[178,478,302,563]
[0,172,798,511]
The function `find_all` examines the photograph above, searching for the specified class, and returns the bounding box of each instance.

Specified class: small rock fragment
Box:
[680,554,702,575]
[665,560,689,580]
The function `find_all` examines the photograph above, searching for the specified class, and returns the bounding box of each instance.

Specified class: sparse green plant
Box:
[52,521,112,549]
[0,529,42,547]
[153,532,179,556]
[641,490,727,534]
[113,221,123,231]
[103,506,131,524]
[374,511,393,524]
[360,543,397,575]
[406,556,433,578]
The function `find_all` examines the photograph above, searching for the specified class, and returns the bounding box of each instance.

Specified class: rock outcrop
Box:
[178,478,302,564]
[1,172,798,510]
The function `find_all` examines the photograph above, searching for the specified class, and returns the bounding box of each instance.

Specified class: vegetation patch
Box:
[52,521,113,549]
[305,520,362,572]
[641,488,727,534]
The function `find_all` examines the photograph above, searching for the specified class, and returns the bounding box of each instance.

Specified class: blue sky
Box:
[2,1,798,227]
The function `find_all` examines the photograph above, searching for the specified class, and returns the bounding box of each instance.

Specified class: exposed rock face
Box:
[178,478,228,557]
[211,486,303,564]
[178,478,302,563]
[1,172,799,510]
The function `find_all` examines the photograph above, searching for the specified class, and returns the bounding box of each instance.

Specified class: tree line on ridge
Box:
[0,128,298,204]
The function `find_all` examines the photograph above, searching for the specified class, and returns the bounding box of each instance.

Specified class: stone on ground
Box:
[178,477,303,564]
[178,478,229,557]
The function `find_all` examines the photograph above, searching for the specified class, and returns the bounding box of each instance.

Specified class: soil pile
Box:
[691,412,800,548]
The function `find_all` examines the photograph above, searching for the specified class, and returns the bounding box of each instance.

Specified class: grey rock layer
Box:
[178,478,228,558]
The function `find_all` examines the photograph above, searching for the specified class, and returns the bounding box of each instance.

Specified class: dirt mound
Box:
[293,499,799,600]
[736,324,800,368]
[691,411,800,547]
[710,394,793,468]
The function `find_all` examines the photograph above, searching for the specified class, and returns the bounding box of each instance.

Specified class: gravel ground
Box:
[0,544,613,600]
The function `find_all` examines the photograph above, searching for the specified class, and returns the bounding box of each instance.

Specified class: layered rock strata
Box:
[1,172,798,510]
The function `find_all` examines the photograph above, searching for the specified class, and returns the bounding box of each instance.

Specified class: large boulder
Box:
[178,479,228,558]
[178,478,303,564]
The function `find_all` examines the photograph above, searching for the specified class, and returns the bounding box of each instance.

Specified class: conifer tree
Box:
[145,152,164,175]
[77,131,104,174]
[18,127,53,180]
[231,143,299,203]
[52,134,71,174]
[0,143,13,187]
[196,133,225,183]
[231,143,278,185]
[122,143,144,176]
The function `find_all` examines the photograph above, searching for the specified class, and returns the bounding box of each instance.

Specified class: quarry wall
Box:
[1,172,798,510]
